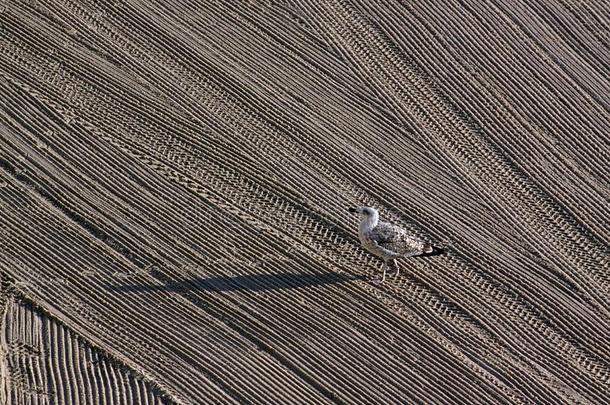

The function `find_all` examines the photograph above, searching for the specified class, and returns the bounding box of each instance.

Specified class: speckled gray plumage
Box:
[368,221,431,257]
[349,206,434,283]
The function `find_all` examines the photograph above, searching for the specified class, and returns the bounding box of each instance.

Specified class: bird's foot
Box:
[369,275,385,285]
[388,269,400,279]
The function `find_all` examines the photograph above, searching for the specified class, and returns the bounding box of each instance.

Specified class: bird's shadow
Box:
[108,271,363,294]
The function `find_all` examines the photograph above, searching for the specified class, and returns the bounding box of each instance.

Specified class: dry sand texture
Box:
[1,0,609,403]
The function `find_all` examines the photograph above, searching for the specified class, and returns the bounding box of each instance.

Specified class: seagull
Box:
[348,206,438,284]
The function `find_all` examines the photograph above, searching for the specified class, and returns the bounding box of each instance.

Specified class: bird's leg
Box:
[388,258,400,278]
[370,260,387,285]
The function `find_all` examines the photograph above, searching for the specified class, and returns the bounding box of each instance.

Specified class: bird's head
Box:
[348,206,378,219]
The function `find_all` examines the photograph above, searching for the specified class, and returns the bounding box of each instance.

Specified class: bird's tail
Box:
[422,242,443,256]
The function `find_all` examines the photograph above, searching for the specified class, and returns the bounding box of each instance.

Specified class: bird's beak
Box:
[348,207,357,213]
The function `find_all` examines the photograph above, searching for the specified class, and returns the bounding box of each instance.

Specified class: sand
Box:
[0,0,609,403]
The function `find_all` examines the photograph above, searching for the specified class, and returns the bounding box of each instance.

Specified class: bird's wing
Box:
[370,222,426,256]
